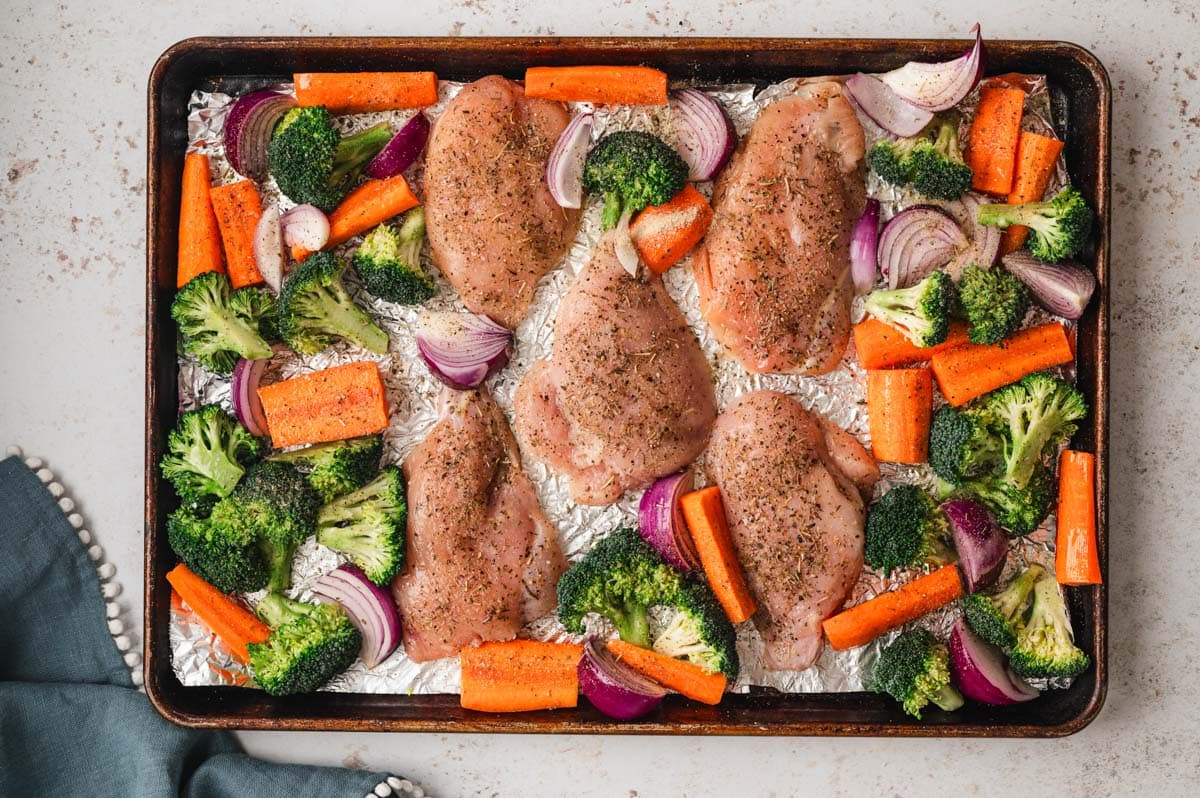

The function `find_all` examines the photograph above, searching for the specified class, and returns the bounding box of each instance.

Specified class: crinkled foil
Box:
[173,75,1075,695]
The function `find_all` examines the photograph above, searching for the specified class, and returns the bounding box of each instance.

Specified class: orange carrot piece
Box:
[1056,450,1102,586]
[177,152,226,287]
[208,180,264,288]
[866,368,932,464]
[822,565,964,650]
[630,184,714,274]
[165,564,270,662]
[460,640,582,712]
[293,175,420,262]
[606,639,726,705]
[1000,131,1065,254]
[964,87,1026,196]
[852,319,971,371]
[293,71,439,114]
[679,486,757,624]
[930,322,1074,406]
[256,361,390,448]
[524,66,668,105]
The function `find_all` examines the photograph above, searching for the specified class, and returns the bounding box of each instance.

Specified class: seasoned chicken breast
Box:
[424,75,580,328]
[694,81,866,374]
[513,232,717,505]
[706,390,879,670]
[393,388,566,662]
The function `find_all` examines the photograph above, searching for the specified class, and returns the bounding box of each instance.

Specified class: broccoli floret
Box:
[864,270,955,347]
[961,564,1044,650]
[865,484,953,576]
[229,284,280,342]
[986,374,1088,489]
[315,465,406,586]
[269,435,382,502]
[278,251,390,355]
[1009,576,1091,678]
[267,106,391,213]
[958,462,1055,537]
[159,404,262,508]
[651,581,739,679]
[166,506,268,593]
[208,461,320,592]
[928,404,1003,485]
[248,593,361,695]
[908,113,973,200]
[582,131,689,230]
[868,136,923,186]
[976,187,1093,262]
[956,264,1031,345]
[869,629,963,719]
[351,209,435,305]
[171,272,274,374]
[557,528,684,647]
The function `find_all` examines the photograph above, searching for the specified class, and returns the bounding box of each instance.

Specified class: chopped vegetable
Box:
[524,65,668,105]
[578,637,665,720]
[606,638,727,705]
[256,361,390,448]
[878,24,984,112]
[949,617,1038,705]
[165,563,271,662]
[629,184,714,274]
[159,403,262,509]
[171,272,274,375]
[651,581,739,679]
[823,565,964,650]
[844,72,933,137]
[209,180,266,289]
[268,434,382,503]
[1000,131,1065,254]
[864,484,951,576]
[414,311,513,390]
[864,270,955,348]
[908,112,973,200]
[929,321,1074,407]
[582,131,689,230]
[868,132,923,187]
[293,71,439,114]
[852,318,970,370]
[964,86,1026,195]
[268,106,391,213]
[1055,450,1102,585]
[315,466,406,586]
[312,563,402,669]
[351,208,435,304]
[638,470,700,572]
[869,628,963,719]
[928,404,1003,486]
[223,89,295,181]
[278,251,389,355]
[248,592,361,695]
[460,640,582,712]
[668,88,737,181]
[679,486,757,625]
[957,462,1056,537]
[231,354,272,438]
[294,174,421,261]
[364,112,431,179]
[252,202,286,295]
[956,262,1031,345]
[850,199,881,294]
[1009,576,1090,678]
[876,206,966,289]
[545,112,594,209]
[176,152,225,288]
[1001,251,1096,320]
[961,564,1043,650]
[167,506,267,593]
[280,203,330,252]
[988,373,1087,489]
[941,499,1007,592]
[977,187,1093,263]
[866,368,933,464]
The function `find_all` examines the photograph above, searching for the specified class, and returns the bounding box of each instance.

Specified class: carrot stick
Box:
[822,565,963,650]
[293,175,420,262]
[1000,131,1065,254]
[460,640,582,712]
[177,152,225,288]
[866,368,932,463]
[1055,450,1101,585]
[630,184,714,274]
[679,486,757,624]
[606,639,726,705]
[165,564,270,662]
[293,71,439,114]
[853,318,971,370]
[208,180,264,288]
[256,361,390,448]
[964,86,1026,196]
[930,322,1074,406]
[524,66,668,105]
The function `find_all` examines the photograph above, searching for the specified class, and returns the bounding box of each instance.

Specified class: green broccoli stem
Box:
[329,122,392,188]
[313,285,390,354]
[610,602,651,648]
[254,591,306,627]
[932,116,964,164]
[931,683,965,712]
[261,541,298,593]
[600,192,625,231]
[976,200,1053,230]
[210,306,274,360]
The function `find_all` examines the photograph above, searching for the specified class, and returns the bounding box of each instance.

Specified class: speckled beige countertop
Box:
[2,1,1198,795]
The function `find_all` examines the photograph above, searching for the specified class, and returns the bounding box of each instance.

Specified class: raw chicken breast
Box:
[394,388,566,662]
[424,75,580,329]
[694,81,867,374]
[513,232,717,505]
[706,390,879,670]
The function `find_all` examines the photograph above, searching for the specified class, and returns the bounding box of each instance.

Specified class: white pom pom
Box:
[124,651,142,667]
[114,635,131,651]
[88,544,103,561]
[67,513,83,529]
[97,563,116,579]
[47,482,65,497]
[108,619,125,635]
[58,497,76,512]
[411,788,424,798]
[386,778,404,789]
[106,602,120,619]
[25,456,44,470]
[77,529,92,545]
[375,785,393,797]
[102,581,122,599]
[36,468,54,483]
[131,669,144,687]
[6,445,22,457]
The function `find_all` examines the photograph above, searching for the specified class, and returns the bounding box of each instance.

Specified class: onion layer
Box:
[950,617,1039,705]
[881,25,985,113]
[845,73,934,137]
[638,471,699,571]
[415,311,513,389]
[364,113,430,179]
[280,203,330,252]
[1002,251,1096,319]
[546,112,594,209]
[252,202,286,295]
[941,498,1007,592]
[669,88,737,181]
[313,564,402,670]
[851,199,882,295]
[223,90,295,181]
[578,638,665,720]
[878,205,967,288]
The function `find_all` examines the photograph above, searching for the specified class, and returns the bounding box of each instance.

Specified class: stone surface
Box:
[1,1,1198,795]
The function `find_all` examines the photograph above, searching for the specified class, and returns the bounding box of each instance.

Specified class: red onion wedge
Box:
[415,311,513,390]
[950,617,1039,705]
[253,202,286,294]
[578,637,665,720]
[941,498,1007,593]
[546,112,594,209]
[313,563,402,670]
[941,192,1001,279]
[878,205,967,288]
[851,199,882,294]
[280,203,330,253]
[364,113,430,179]
[639,471,700,572]
[1001,251,1096,320]
[881,24,985,113]
[844,73,934,137]
[231,355,271,437]
[669,88,737,181]
[224,89,295,181]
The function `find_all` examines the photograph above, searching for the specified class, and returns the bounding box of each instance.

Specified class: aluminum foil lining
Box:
[172,74,1076,695]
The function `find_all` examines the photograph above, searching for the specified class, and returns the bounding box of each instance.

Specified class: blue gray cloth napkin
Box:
[0,454,402,797]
